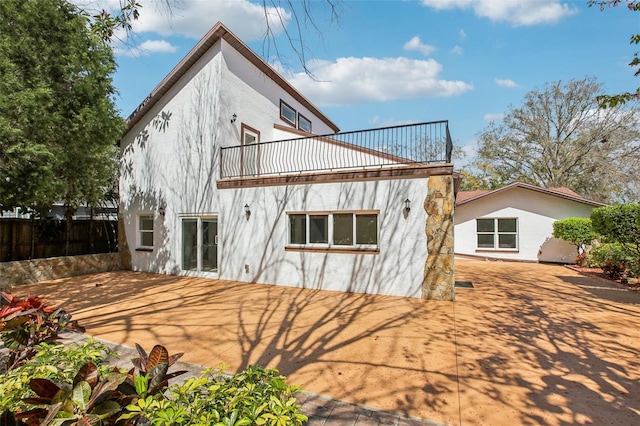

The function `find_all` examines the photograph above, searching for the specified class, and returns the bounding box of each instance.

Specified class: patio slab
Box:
[12,260,640,425]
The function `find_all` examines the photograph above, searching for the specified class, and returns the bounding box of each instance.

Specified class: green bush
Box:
[124,365,308,426]
[591,203,640,275]
[1,342,307,426]
[0,339,116,414]
[587,243,638,278]
[553,217,598,265]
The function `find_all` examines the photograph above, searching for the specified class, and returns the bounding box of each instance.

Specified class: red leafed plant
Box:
[1,291,85,371]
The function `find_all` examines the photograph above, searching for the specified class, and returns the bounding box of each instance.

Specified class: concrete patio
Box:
[13,259,640,425]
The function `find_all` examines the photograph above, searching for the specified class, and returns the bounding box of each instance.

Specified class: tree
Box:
[591,203,640,258]
[87,0,341,77]
[0,0,123,217]
[552,218,599,265]
[589,0,640,108]
[467,77,640,203]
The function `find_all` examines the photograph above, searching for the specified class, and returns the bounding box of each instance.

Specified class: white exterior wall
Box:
[218,177,429,297]
[119,36,431,297]
[454,188,595,263]
[221,43,336,139]
[120,41,226,274]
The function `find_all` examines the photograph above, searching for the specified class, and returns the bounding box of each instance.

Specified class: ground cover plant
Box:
[0,293,307,425]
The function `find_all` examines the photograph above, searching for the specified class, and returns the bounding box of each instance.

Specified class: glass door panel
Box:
[182,219,198,271]
[202,219,218,272]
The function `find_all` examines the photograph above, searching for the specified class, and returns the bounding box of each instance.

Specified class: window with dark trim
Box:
[288,212,378,248]
[280,100,296,126]
[138,215,154,249]
[476,218,518,250]
[298,113,312,133]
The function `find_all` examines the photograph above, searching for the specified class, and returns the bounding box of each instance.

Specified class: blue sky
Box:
[94,0,638,161]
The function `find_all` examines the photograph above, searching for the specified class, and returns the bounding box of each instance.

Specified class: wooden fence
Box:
[0,219,118,262]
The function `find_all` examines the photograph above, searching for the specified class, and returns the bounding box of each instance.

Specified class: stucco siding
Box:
[217,177,429,297]
[454,187,595,263]
[221,42,336,137]
[120,44,226,274]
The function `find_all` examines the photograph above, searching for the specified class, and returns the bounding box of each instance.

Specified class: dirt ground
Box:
[13,260,640,425]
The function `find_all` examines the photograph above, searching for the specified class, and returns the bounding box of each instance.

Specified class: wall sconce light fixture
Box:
[231,113,237,124]
[244,203,251,220]
[404,198,411,213]
[158,201,166,217]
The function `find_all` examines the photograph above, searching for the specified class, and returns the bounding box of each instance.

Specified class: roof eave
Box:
[455,182,607,207]
[124,22,339,135]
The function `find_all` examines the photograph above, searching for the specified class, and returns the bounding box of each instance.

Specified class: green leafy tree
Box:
[591,204,640,266]
[553,218,599,256]
[0,0,123,217]
[471,77,640,203]
[589,1,640,108]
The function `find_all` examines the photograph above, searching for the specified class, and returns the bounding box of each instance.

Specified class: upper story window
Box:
[298,114,312,133]
[138,215,154,249]
[280,99,313,132]
[280,100,296,126]
[476,218,518,250]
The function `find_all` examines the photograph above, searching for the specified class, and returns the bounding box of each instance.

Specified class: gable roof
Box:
[455,182,607,207]
[125,22,339,134]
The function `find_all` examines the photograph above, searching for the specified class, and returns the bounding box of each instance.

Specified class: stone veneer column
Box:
[422,175,455,301]
[118,215,132,270]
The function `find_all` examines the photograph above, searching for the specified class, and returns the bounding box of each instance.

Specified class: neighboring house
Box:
[454,182,606,263]
[119,22,457,300]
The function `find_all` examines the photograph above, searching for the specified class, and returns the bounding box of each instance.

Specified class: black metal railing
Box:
[220,120,452,178]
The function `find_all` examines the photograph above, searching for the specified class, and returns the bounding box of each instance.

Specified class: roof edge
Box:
[455,182,607,207]
[124,22,339,134]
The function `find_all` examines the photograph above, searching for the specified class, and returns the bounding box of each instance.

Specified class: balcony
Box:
[220,120,452,179]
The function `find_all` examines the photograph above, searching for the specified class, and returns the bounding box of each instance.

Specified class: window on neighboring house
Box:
[139,215,154,249]
[298,114,312,133]
[288,212,379,249]
[476,218,518,250]
[280,100,296,126]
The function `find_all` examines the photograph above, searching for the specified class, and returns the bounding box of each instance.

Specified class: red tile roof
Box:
[456,182,606,207]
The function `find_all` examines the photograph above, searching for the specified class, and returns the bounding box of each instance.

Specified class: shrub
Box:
[0,339,116,416]
[1,342,307,426]
[587,243,638,278]
[553,217,599,265]
[591,203,640,275]
[0,292,85,371]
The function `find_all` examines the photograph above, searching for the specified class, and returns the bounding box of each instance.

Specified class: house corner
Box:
[118,214,132,270]
[422,174,455,301]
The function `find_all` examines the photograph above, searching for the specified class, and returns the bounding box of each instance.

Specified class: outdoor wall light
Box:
[244,203,251,220]
[158,201,166,217]
[404,198,411,213]
[231,113,237,124]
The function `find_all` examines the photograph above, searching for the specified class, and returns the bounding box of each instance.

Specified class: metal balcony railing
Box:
[220,120,452,179]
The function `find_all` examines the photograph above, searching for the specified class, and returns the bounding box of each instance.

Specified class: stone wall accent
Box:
[118,215,132,270]
[0,253,122,289]
[422,175,455,301]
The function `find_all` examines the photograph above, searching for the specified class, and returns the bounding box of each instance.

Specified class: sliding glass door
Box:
[182,217,218,273]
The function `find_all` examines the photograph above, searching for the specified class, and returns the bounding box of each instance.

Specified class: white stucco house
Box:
[119,22,457,299]
[454,182,606,263]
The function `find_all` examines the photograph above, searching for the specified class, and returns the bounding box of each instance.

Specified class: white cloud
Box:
[403,36,436,56]
[484,113,504,122]
[73,0,290,41]
[494,78,519,88]
[371,117,416,128]
[451,45,464,55]
[419,0,577,26]
[116,39,178,57]
[459,29,466,40]
[285,57,473,106]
